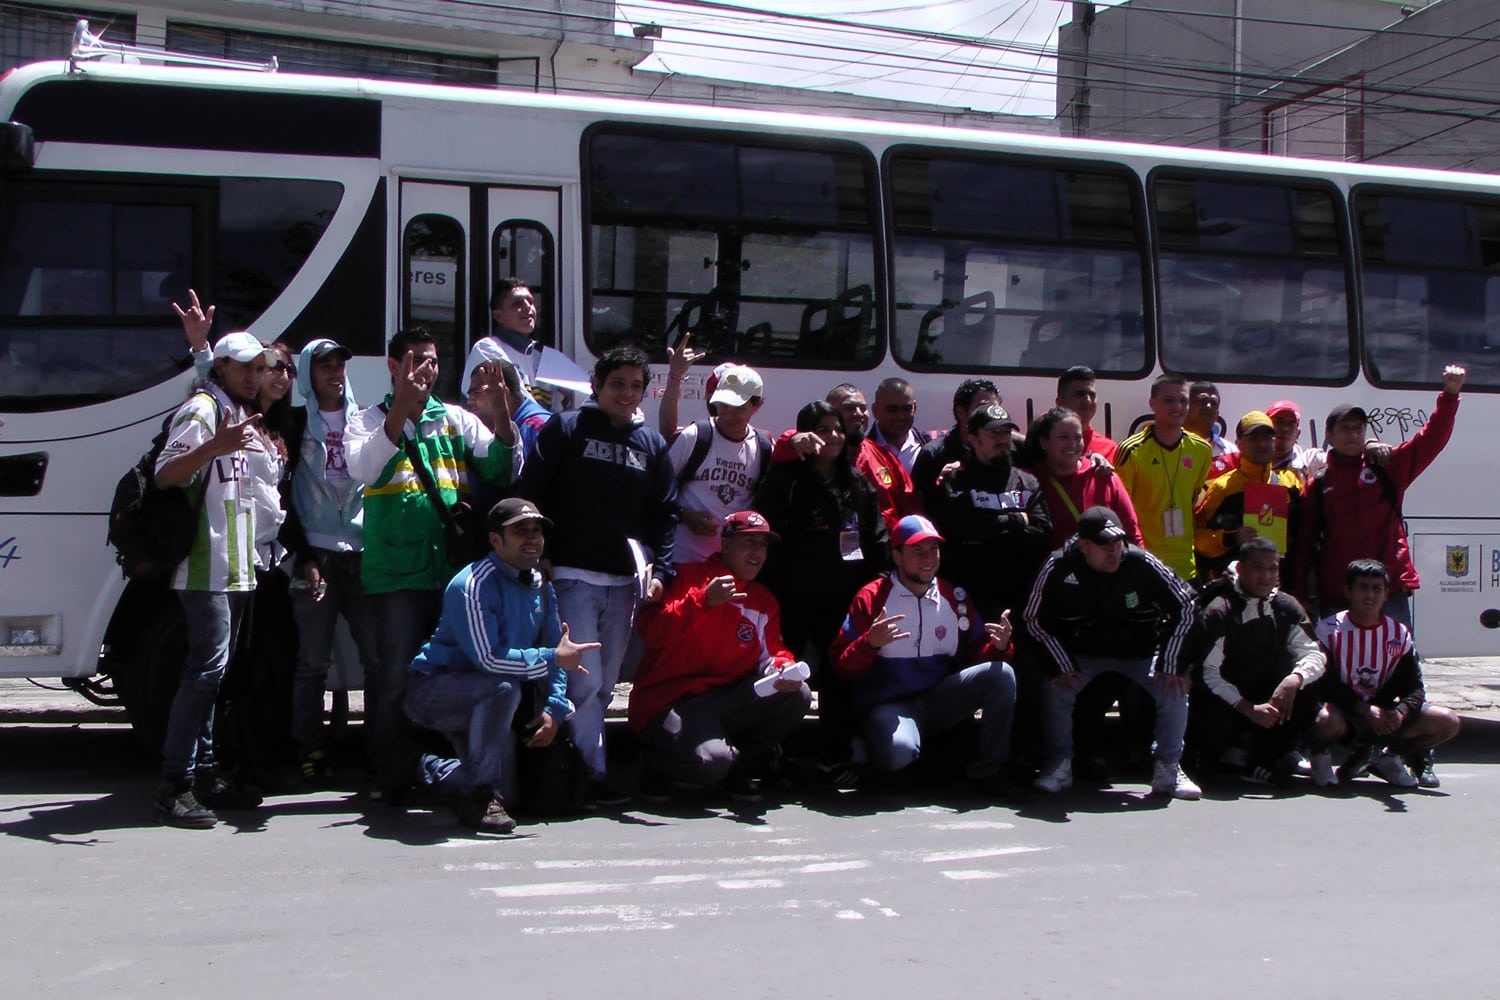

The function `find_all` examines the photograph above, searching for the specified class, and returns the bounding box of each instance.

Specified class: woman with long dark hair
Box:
[753,399,886,785]
[1017,406,1143,549]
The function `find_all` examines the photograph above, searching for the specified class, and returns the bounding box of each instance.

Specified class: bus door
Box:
[399,181,560,402]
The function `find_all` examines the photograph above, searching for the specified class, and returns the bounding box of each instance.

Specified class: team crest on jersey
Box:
[1447,545,1470,578]
[1359,468,1379,485]
[736,621,755,643]
[1385,638,1406,658]
[1124,591,1140,608]
[877,466,894,487]
[1181,456,1194,469]
[716,484,737,505]
[935,625,948,641]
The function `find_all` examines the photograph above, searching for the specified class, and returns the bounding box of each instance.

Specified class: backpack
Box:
[673,418,774,494]
[107,392,222,581]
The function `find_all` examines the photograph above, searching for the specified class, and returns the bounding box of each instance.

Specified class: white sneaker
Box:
[1371,749,1418,788]
[1309,751,1337,787]
[1033,758,1073,793]
[1277,751,1313,777]
[1150,760,1201,800]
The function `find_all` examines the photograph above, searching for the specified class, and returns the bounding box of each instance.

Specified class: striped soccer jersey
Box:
[1315,610,1414,700]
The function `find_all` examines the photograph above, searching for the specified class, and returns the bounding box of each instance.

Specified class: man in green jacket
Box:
[346,326,519,800]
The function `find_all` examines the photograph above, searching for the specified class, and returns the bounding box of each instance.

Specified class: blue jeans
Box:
[290,550,381,757]
[405,670,523,800]
[367,589,443,786]
[862,661,1016,778]
[1043,654,1188,765]
[552,577,637,777]
[160,590,252,783]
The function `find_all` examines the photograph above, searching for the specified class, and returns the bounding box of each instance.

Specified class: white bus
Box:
[2,37,1497,734]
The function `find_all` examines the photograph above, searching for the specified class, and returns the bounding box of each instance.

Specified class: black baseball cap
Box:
[1325,403,1369,437]
[1077,506,1127,544]
[490,497,552,528]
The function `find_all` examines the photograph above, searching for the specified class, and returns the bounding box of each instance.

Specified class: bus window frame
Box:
[1351,181,1500,394]
[881,143,1155,380]
[1146,164,1358,388]
[492,217,555,350]
[579,121,885,373]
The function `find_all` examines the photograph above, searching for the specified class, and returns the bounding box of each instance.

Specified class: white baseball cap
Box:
[212,331,276,364]
[708,364,764,408]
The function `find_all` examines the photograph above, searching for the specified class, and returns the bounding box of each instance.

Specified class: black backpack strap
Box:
[382,402,459,531]
[751,427,774,492]
[673,418,716,492]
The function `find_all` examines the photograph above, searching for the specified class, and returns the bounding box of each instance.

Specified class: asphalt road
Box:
[3,720,1498,999]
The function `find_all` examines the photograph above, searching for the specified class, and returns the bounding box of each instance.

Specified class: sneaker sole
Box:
[157,809,216,830]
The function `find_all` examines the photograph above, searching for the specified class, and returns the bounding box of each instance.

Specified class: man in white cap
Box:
[151,321,275,828]
[666,363,773,566]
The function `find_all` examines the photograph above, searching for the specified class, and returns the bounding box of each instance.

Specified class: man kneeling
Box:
[1310,559,1460,789]
[630,510,813,803]
[831,515,1020,799]
[405,499,595,832]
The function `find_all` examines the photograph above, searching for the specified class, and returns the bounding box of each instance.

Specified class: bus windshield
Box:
[0,174,343,412]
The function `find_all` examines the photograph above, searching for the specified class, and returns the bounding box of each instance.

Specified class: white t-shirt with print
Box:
[668,422,764,565]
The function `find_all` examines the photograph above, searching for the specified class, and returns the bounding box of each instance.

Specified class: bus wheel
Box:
[117,598,187,751]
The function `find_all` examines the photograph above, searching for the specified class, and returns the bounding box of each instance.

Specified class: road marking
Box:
[717,878,785,889]
[481,881,627,898]
[799,860,870,874]
[920,845,1053,864]
[941,869,1014,881]
[930,820,1016,831]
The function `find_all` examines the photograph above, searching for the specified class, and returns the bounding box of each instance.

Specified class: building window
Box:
[1,3,135,73]
[166,23,497,86]
[1266,87,1362,161]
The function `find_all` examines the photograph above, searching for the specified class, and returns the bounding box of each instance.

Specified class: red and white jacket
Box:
[832,572,1006,710]
[629,555,795,732]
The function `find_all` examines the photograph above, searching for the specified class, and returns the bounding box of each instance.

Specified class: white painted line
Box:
[836,910,865,920]
[717,879,785,890]
[533,853,838,870]
[443,862,524,872]
[920,846,1053,864]
[649,874,713,885]
[798,861,871,874]
[941,869,1016,881]
[930,820,1016,831]
[520,922,675,935]
[481,881,627,898]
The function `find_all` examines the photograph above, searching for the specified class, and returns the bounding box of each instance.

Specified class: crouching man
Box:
[1190,536,1325,786]
[405,498,596,832]
[630,511,813,803]
[1024,507,1201,799]
[830,515,1020,799]
[1310,559,1460,789]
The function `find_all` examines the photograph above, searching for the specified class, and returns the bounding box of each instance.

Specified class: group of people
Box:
[145,278,1467,832]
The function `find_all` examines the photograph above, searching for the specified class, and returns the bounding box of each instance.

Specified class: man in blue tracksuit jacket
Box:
[405,498,596,832]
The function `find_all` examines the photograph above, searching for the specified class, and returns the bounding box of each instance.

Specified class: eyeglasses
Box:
[271,361,296,376]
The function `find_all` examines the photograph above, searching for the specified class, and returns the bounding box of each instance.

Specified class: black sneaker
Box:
[1407,749,1440,788]
[812,760,861,790]
[455,789,517,834]
[971,770,1030,802]
[725,771,764,804]
[639,769,675,803]
[155,781,217,829]
[193,770,264,810]
[583,778,632,810]
[1337,743,1375,784]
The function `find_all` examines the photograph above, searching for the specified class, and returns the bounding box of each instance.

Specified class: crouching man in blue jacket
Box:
[405,498,598,833]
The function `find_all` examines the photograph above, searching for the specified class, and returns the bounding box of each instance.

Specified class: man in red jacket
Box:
[630,510,813,802]
[1297,365,1466,632]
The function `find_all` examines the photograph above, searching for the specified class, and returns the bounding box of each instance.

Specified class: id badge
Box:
[1162,507,1185,538]
[840,511,864,562]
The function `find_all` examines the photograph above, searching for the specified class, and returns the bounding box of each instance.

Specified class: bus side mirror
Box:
[0,121,36,174]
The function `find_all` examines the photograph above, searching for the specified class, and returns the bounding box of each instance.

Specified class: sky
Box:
[614,0,1128,117]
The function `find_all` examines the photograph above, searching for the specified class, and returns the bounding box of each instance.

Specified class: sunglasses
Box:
[271,361,297,376]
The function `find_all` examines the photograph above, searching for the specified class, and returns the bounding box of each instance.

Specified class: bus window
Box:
[493,220,553,349]
[212,178,344,335]
[1153,173,1353,384]
[0,181,201,411]
[1355,188,1500,390]
[403,213,465,401]
[586,129,880,368]
[887,149,1148,375]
